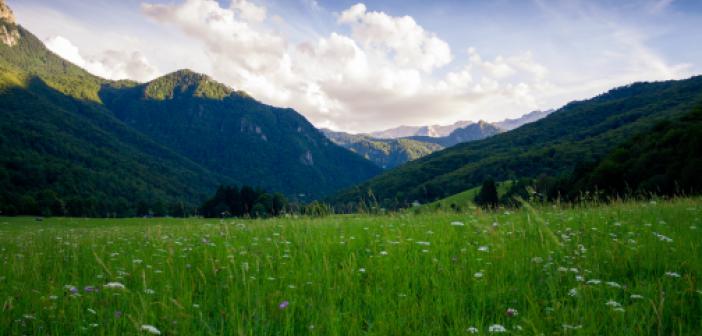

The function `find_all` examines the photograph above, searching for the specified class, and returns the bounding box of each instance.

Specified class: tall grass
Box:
[1,199,700,335]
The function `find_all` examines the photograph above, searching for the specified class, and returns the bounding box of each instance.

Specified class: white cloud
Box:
[44,35,158,82]
[231,0,267,22]
[338,3,452,72]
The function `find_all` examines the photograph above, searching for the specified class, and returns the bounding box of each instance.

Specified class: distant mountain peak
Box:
[0,0,19,47]
[144,69,248,101]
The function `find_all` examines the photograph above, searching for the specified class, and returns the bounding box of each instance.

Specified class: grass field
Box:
[419,181,513,212]
[1,199,701,335]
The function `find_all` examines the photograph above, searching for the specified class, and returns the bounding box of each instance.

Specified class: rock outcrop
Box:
[0,0,19,47]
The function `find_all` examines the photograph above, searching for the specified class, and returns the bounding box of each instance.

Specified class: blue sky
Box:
[9,0,702,132]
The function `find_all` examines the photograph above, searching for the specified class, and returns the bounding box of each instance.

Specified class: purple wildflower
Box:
[114,310,122,318]
[278,301,289,310]
[84,286,96,293]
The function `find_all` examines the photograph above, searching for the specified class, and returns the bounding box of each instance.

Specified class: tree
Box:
[271,193,288,216]
[475,179,499,209]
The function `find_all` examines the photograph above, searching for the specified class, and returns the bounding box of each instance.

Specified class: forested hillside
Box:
[0,18,380,216]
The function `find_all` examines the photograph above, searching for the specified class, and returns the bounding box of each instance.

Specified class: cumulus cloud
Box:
[44,35,158,82]
[338,3,452,72]
[133,0,694,132]
[139,0,538,131]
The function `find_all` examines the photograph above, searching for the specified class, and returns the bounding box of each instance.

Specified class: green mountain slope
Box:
[100,71,381,199]
[321,129,443,169]
[0,25,229,216]
[0,9,381,215]
[328,76,702,208]
[565,105,702,198]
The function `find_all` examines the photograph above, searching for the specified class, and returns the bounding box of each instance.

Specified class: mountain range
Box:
[0,5,380,216]
[323,114,549,168]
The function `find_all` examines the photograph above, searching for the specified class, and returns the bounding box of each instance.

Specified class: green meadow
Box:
[1,199,701,335]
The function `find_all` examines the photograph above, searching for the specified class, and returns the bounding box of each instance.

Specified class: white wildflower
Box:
[141,325,161,335]
[474,272,484,279]
[467,326,479,334]
[630,294,644,300]
[568,288,578,297]
[587,279,601,285]
[606,281,622,289]
[606,300,622,308]
[416,241,431,246]
[478,246,489,252]
[103,282,126,289]
[665,272,681,278]
[488,324,507,333]
[451,221,465,227]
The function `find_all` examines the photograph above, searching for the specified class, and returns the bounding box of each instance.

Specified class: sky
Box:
[8,0,702,133]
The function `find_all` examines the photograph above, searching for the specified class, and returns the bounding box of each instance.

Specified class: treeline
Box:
[0,188,198,218]
[199,185,336,218]
[199,185,288,218]
[472,106,702,208]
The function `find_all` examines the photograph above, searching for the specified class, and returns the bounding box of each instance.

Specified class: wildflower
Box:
[87,308,97,315]
[630,294,644,300]
[606,281,622,289]
[358,268,366,273]
[416,241,431,246]
[114,311,122,318]
[379,251,389,256]
[575,275,585,282]
[478,246,489,252]
[531,257,543,264]
[665,272,681,278]
[144,289,156,295]
[84,286,96,293]
[568,288,578,297]
[64,285,78,294]
[141,325,161,335]
[467,326,479,334]
[474,272,484,279]
[563,324,583,330]
[279,301,289,310]
[652,232,673,243]
[488,324,507,333]
[104,282,126,289]
[606,300,622,308]
[586,279,601,285]
[506,308,518,317]
[451,221,465,227]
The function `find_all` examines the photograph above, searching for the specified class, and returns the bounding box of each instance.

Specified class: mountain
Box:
[327,76,702,209]
[0,5,380,216]
[321,129,443,169]
[494,110,554,130]
[365,110,552,139]
[565,106,702,198]
[100,70,380,199]
[368,120,474,139]
[407,121,503,147]
[0,24,227,216]
[323,121,501,169]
